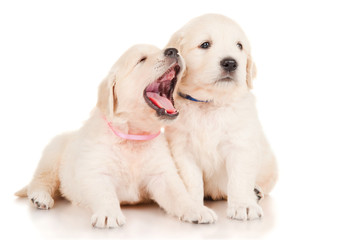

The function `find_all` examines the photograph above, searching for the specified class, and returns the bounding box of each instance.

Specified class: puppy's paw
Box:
[91,210,126,228]
[254,185,264,202]
[227,202,263,221]
[28,191,54,210]
[180,206,217,224]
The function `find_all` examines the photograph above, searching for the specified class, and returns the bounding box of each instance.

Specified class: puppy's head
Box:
[97,45,184,125]
[167,14,256,102]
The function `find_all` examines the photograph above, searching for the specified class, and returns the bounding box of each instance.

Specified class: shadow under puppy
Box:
[16,45,217,228]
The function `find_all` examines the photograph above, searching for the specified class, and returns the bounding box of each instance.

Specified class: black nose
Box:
[164,48,178,58]
[220,58,237,72]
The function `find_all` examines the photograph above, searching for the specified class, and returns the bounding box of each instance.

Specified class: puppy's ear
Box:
[166,31,185,51]
[167,31,187,82]
[97,74,117,118]
[246,55,257,89]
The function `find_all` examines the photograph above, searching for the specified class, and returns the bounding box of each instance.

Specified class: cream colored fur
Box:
[16,44,217,228]
[165,14,278,221]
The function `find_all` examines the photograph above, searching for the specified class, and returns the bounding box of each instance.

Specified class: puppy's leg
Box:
[66,176,125,228]
[147,170,217,224]
[225,148,263,221]
[172,151,204,205]
[18,134,70,209]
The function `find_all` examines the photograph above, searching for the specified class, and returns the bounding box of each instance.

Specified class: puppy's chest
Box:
[110,144,150,202]
[181,106,235,167]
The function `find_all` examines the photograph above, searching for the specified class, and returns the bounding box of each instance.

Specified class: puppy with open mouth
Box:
[165,14,278,221]
[15,45,217,228]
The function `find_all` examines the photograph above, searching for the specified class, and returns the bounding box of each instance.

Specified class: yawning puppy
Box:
[15,45,217,228]
[165,14,278,221]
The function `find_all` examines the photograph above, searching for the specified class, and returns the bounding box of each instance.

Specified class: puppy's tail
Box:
[15,186,28,197]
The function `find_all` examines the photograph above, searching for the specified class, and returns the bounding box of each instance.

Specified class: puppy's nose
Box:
[164,48,178,58]
[220,58,237,72]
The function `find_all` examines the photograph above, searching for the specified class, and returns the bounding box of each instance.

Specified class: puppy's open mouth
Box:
[143,64,180,119]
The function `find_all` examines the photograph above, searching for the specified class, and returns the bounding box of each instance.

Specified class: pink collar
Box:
[104,118,160,141]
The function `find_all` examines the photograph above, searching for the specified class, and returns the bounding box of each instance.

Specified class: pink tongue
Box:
[146,92,176,114]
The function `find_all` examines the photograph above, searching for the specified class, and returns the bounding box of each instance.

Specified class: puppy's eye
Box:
[138,57,147,63]
[237,42,243,50]
[199,42,211,49]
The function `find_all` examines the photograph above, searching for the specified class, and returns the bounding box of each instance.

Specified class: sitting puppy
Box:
[16,45,217,228]
[165,14,278,221]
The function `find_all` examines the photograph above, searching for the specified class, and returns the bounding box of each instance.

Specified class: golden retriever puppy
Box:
[165,14,278,221]
[15,45,217,228]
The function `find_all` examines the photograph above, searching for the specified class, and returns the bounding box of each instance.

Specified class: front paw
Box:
[227,202,263,221]
[91,210,126,228]
[180,206,217,224]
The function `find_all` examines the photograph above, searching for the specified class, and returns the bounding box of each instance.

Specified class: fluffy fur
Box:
[165,14,278,221]
[16,44,217,228]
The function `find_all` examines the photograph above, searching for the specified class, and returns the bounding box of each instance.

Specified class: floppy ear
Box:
[246,55,257,89]
[166,31,184,51]
[167,31,188,81]
[97,74,117,118]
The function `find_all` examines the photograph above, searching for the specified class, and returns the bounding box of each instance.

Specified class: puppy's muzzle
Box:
[143,49,182,120]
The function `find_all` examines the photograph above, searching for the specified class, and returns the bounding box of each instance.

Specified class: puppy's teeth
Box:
[166,69,175,80]
[159,68,176,82]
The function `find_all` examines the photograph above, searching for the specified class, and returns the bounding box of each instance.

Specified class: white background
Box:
[1,0,360,239]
